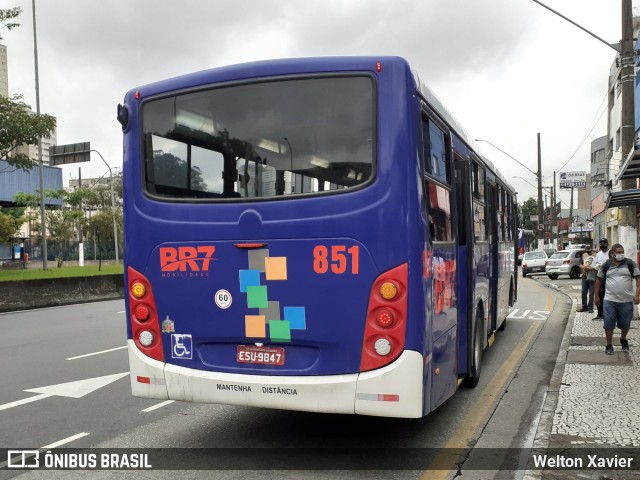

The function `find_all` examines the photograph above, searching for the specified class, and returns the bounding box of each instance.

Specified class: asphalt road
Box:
[0,273,576,480]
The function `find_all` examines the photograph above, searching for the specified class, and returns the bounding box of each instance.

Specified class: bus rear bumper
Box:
[128,341,423,418]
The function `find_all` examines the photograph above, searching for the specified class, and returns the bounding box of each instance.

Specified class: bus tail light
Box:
[360,263,408,372]
[128,267,164,362]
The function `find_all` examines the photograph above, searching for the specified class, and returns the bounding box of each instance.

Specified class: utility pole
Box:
[537,133,544,248]
[619,0,637,258]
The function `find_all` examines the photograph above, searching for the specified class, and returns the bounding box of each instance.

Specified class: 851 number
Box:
[313,245,359,274]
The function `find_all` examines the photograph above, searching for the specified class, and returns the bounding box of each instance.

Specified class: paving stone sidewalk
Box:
[524,283,640,480]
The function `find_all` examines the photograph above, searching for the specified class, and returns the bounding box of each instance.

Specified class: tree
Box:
[87,211,117,271]
[0,7,21,39]
[0,95,57,171]
[0,207,20,241]
[520,197,540,231]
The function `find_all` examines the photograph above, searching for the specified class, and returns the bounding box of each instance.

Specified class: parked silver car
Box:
[521,251,548,277]
[545,248,586,279]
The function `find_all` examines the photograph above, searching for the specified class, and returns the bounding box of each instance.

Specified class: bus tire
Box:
[498,284,514,332]
[463,316,483,388]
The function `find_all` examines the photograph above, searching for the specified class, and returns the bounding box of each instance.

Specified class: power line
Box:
[557,92,608,172]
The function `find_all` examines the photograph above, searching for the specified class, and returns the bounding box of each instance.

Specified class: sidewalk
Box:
[525,281,640,479]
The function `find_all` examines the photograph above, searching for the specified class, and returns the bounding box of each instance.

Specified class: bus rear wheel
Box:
[463,317,483,388]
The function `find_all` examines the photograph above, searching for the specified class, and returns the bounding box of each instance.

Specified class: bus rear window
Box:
[142,76,374,200]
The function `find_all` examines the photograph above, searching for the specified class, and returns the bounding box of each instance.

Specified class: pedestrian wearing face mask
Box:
[577,246,597,313]
[594,243,640,355]
[592,238,610,320]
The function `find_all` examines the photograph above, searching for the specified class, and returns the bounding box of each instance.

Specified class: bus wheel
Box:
[463,317,483,388]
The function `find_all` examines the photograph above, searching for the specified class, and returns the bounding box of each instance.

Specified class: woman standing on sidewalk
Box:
[577,246,596,313]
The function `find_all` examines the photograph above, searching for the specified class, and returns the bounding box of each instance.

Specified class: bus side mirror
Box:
[117,104,129,130]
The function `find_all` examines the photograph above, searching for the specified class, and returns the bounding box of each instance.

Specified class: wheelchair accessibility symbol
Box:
[171,334,193,360]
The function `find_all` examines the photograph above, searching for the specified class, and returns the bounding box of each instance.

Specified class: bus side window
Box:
[425,180,453,242]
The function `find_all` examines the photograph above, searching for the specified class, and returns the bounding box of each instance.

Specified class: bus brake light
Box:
[376,309,395,328]
[128,267,164,362]
[360,263,408,372]
[134,304,150,321]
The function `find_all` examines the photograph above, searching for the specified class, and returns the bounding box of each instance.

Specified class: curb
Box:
[522,280,576,479]
[0,274,124,313]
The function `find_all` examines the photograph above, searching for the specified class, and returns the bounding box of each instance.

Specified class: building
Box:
[0,43,57,165]
[605,13,640,263]
[590,136,608,240]
[11,121,57,165]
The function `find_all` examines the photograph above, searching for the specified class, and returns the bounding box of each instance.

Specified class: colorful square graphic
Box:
[269,320,291,342]
[247,285,268,308]
[283,307,306,330]
[239,270,261,293]
[260,301,281,322]
[245,315,266,338]
[265,257,288,280]
[248,249,269,272]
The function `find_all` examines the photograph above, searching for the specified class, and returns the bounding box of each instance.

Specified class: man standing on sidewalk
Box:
[594,243,640,355]
[592,238,610,320]
[577,246,596,313]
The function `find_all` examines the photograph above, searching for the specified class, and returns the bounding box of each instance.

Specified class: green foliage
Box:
[0,207,20,241]
[13,178,124,266]
[0,7,21,39]
[0,95,57,171]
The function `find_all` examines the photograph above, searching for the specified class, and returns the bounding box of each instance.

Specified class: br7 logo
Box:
[160,246,216,272]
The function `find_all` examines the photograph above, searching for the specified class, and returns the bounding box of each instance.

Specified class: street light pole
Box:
[92,150,119,264]
[32,0,47,270]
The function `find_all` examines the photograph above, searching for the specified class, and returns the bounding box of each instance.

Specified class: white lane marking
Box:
[117,310,126,314]
[0,433,90,468]
[42,432,91,449]
[0,393,53,412]
[141,400,175,413]
[0,372,129,412]
[507,309,550,320]
[67,346,127,360]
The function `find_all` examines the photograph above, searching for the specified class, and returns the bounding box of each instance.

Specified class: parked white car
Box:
[521,251,548,277]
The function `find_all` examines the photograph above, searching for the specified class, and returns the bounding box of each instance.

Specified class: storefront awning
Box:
[606,188,640,208]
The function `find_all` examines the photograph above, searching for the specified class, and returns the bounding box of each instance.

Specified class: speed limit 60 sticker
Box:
[215,289,233,309]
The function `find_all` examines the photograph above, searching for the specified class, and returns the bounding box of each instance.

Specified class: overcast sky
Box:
[1,0,632,207]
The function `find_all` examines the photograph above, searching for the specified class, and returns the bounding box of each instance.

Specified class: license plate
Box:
[237,345,285,366]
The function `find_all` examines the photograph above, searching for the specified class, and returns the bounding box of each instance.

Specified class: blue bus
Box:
[118,57,517,418]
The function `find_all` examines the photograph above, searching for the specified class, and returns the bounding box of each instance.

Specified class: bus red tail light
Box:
[376,309,395,328]
[128,267,164,362]
[360,263,408,372]
[134,304,151,321]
